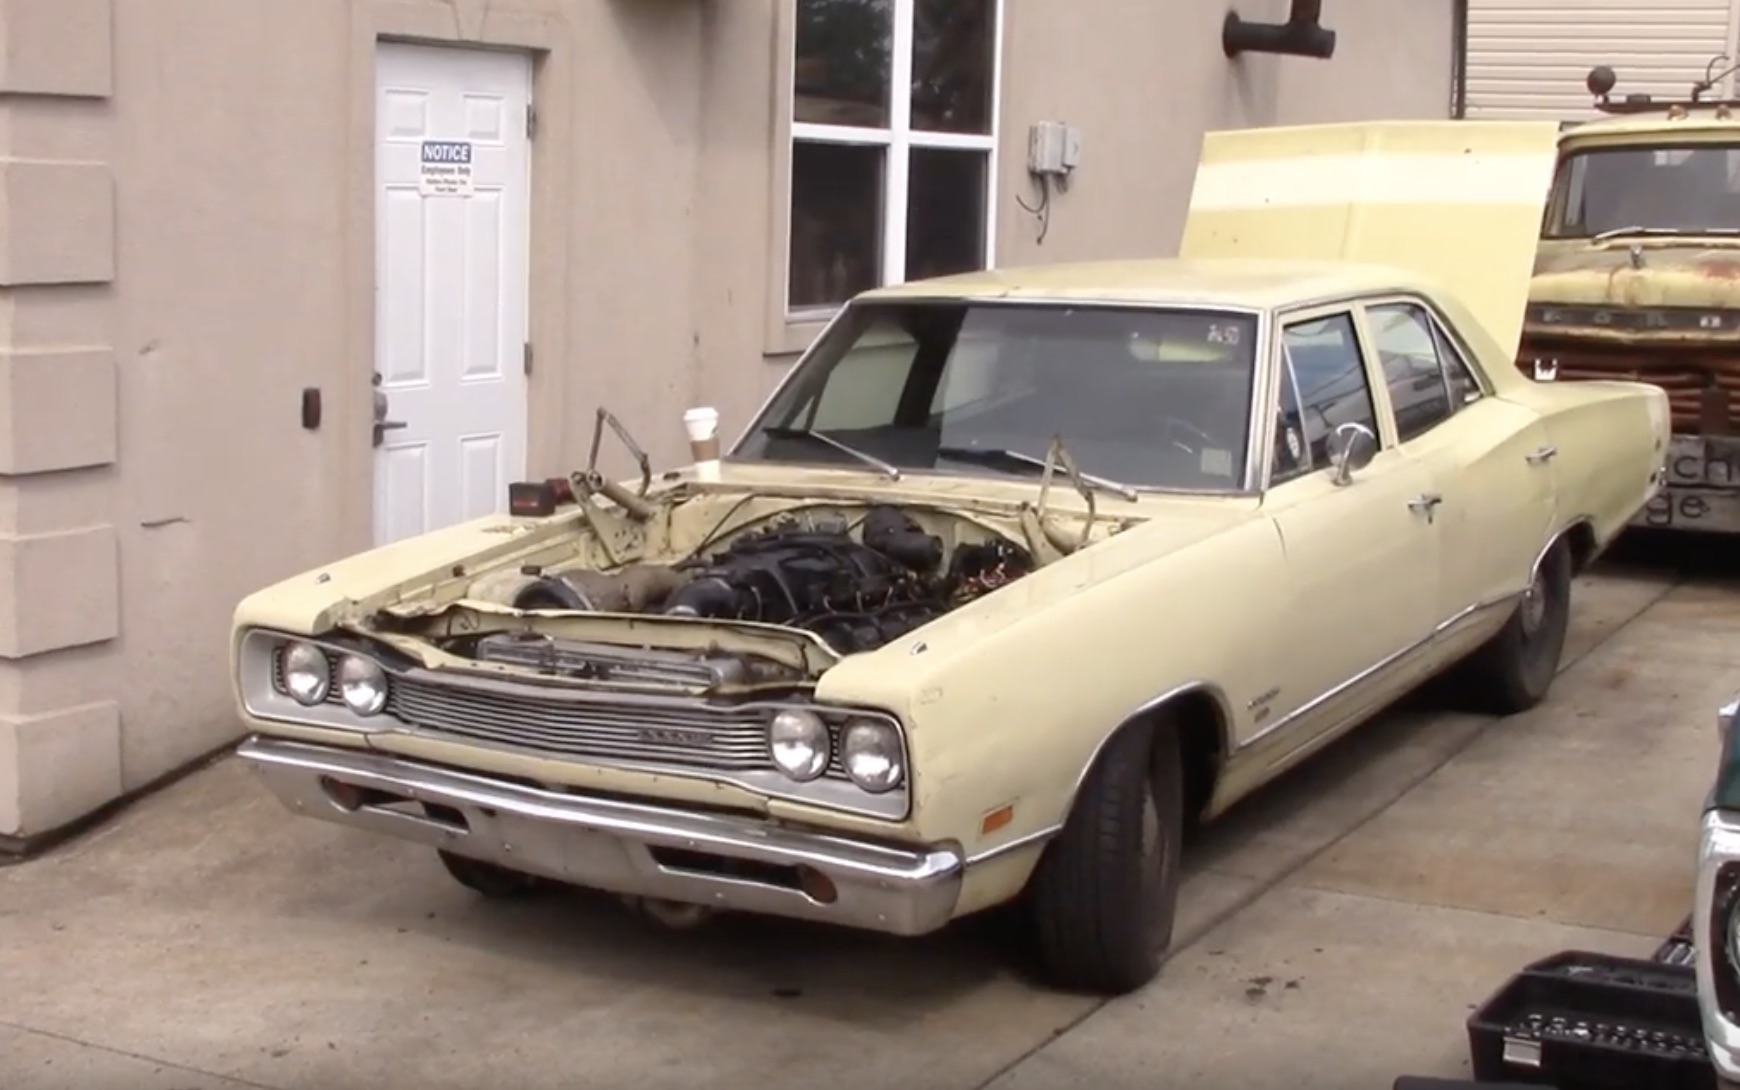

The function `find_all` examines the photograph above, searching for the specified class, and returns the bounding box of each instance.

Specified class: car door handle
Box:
[1525,445,1558,465]
[1407,493,1443,520]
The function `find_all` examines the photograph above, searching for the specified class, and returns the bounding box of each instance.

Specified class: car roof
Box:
[857,257,1434,311]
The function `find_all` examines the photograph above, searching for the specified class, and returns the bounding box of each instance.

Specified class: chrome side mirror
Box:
[1326,422,1378,486]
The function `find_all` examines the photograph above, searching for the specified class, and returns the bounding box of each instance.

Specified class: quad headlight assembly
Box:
[766,706,906,795]
[236,629,397,732]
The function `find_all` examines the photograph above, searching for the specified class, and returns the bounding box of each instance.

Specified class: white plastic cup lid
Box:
[683,406,720,440]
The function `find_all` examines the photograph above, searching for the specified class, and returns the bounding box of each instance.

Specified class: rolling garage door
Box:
[1466,0,1739,119]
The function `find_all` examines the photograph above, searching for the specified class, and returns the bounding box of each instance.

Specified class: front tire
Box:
[1024,722,1184,996]
[1458,538,1572,715]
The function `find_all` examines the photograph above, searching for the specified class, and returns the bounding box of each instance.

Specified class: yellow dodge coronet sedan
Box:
[228,119,1670,996]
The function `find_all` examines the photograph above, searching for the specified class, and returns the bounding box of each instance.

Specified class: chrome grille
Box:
[272,645,852,781]
[384,673,851,780]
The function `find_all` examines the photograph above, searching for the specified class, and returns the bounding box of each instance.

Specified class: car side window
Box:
[1277,312,1380,474]
[1432,320,1483,409]
[1367,301,1481,443]
[1271,350,1312,484]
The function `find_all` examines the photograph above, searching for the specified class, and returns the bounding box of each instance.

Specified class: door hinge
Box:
[525,104,537,140]
[523,342,534,376]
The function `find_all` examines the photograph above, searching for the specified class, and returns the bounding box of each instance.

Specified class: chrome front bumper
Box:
[236,736,963,937]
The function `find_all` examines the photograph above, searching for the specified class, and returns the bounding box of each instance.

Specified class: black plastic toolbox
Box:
[1466,949,1712,1090]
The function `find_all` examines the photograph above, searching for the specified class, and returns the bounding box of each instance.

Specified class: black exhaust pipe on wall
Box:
[1222,0,1337,60]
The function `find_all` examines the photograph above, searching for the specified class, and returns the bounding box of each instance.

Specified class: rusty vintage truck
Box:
[1524,61,1740,534]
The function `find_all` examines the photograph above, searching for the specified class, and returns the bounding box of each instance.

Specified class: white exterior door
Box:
[373,42,532,547]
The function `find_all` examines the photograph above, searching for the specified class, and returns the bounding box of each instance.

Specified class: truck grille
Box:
[1517,340,1740,434]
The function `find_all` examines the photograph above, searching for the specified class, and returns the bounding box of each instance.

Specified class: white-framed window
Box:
[786,0,1002,318]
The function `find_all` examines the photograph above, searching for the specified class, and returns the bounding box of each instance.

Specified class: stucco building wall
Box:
[0,0,1455,845]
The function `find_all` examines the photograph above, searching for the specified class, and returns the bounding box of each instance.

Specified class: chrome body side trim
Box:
[1061,680,1237,810]
[1531,515,1595,582]
[1696,807,1740,1083]
[1237,592,1517,753]
[964,823,1063,867]
[1236,516,1591,755]
[236,737,963,938]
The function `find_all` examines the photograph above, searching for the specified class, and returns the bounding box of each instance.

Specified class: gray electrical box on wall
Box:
[1027,121,1081,176]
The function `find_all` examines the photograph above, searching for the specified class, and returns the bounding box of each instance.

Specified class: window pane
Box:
[1271,352,1313,484]
[811,321,917,430]
[1546,143,1740,237]
[910,0,994,134]
[794,0,893,128]
[789,140,885,311]
[1368,303,1453,443]
[1281,313,1378,467]
[737,302,1259,490]
[905,148,987,282]
[1431,321,1482,406]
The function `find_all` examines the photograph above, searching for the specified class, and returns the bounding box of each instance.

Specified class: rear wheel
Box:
[1024,721,1184,995]
[1457,538,1572,715]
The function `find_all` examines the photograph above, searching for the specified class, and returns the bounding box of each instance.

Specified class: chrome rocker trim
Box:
[236,736,963,937]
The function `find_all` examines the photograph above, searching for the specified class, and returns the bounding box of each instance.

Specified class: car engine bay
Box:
[463,504,1035,660]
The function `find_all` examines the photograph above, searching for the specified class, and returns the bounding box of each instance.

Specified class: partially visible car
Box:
[1698,694,1740,1088]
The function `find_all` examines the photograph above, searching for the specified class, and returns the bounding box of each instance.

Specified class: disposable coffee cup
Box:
[684,406,721,480]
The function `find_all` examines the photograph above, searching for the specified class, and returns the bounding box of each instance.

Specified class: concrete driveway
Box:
[0,549,1727,1090]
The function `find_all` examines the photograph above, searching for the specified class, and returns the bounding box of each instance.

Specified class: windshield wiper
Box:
[937,445,1138,501]
[1591,225,1740,241]
[761,426,901,480]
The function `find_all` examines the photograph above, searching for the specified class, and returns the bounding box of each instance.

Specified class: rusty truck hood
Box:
[1532,237,1740,313]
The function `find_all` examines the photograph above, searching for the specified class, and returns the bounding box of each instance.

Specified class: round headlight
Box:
[336,655,389,716]
[769,709,829,782]
[281,642,331,706]
[841,719,904,793]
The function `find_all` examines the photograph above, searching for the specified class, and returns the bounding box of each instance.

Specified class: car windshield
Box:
[734,300,1260,491]
[1545,143,1740,238]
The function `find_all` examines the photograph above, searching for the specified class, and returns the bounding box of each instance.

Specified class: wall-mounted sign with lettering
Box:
[419,141,474,198]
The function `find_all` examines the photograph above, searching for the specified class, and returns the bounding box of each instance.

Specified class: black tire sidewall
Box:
[1511,540,1572,700]
[1026,724,1185,994]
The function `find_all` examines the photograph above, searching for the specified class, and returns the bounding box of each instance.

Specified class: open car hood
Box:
[1178,119,1562,357]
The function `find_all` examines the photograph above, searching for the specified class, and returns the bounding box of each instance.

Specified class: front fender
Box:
[859,516,1288,855]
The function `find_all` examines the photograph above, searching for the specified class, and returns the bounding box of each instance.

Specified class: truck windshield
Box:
[733,300,1260,492]
[1546,143,1740,238]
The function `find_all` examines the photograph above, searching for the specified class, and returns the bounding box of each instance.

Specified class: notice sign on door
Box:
[419,140,474,197]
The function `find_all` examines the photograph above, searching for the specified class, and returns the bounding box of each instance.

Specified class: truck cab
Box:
[1523,63,1740,534]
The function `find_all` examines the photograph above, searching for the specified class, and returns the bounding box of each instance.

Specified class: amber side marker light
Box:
[981,805,1015,836]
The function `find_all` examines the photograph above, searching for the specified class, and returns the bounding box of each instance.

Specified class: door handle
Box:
[371,372,406,448]
[1407,493,1443,522]
[1525,445,1558,465]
